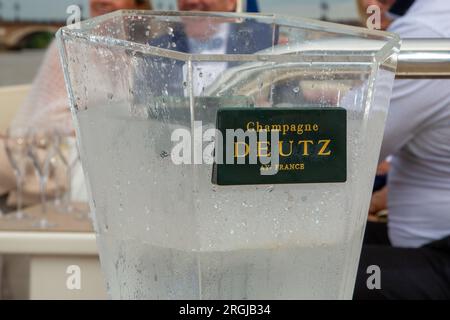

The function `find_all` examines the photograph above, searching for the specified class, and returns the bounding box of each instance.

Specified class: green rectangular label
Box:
[212,107,347,185]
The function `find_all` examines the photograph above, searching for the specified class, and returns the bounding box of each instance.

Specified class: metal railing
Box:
[397,39,450,79]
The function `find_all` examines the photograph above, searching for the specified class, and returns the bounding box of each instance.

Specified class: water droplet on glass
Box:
[160,151,169,158]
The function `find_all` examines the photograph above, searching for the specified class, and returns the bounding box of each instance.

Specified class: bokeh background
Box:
[0,0,359,86]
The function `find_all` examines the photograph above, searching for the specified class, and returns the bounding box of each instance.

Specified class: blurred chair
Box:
[0,85,30,133]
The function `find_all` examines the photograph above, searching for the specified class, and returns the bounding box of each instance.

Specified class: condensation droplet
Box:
[160,151,169,158]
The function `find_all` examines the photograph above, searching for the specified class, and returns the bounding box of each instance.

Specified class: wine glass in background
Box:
[70,146,90,221]
[53,133,80,214]
[49,131,67,212]
[28,129,58,228]
[2,127,31,220]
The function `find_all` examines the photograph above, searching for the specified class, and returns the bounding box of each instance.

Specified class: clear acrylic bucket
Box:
[57,11,400,299]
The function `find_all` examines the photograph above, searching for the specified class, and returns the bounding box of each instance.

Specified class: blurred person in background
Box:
[354,0,450,299]
[145,0,274,97]
[178,0,238,12]
[0,0,152,209]
[357,0,416,219]
[0,0,261,207]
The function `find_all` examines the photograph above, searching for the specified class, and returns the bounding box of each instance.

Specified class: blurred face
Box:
[90,0,144,17]
[178,0,237,40]
[178,0,237,12]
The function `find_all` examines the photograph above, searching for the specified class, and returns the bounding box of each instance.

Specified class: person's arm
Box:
[379,19,449,160]
[380,78,445,160]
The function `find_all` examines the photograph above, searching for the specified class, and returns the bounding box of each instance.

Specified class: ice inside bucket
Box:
[57,11,400,299]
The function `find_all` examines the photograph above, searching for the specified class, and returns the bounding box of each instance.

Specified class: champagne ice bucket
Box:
[57,11,400,299]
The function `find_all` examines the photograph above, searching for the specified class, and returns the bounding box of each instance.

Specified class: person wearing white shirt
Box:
[355,0,450,299]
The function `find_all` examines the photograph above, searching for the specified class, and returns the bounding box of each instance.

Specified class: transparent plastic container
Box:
[57,11,400,299]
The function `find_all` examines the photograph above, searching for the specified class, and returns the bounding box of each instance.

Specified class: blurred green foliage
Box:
[21,31,54,49]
